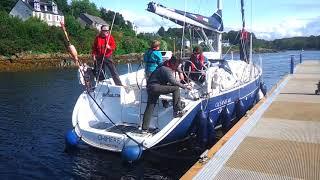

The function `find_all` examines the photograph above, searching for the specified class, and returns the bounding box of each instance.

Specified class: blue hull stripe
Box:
[159,76,261,145]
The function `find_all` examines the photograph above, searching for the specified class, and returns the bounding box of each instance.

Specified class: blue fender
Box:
[236,99,246,120]
[221,106,232,134]
[260,82,267,96]
[121,144,143,163]
[65,129,80,150]
[197,110,208,149]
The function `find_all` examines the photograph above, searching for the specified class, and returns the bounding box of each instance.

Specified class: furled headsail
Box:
[147,2,223,32]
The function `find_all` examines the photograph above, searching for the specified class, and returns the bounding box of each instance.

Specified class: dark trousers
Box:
[95,57,122,86]
[142,84,181,130]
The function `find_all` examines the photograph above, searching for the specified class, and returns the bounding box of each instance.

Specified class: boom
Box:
[147,2,223,32]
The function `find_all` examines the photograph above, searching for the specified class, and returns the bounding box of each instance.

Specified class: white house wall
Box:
[10,0,64,27]
[10,0,32,21]
[32,12,64,26]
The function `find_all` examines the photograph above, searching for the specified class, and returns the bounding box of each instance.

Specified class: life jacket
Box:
[190,53,205,71]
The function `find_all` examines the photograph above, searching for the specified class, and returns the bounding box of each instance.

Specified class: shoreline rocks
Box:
[0,53,144,72]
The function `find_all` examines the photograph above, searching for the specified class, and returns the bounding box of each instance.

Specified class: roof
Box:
[80,13,108,25]
[20,0,63,15]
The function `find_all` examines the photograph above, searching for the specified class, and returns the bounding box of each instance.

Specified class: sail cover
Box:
[147,2,223,32]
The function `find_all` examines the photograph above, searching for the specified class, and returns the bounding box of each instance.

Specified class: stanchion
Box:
[299,53,302,64]
[290,55,294,74]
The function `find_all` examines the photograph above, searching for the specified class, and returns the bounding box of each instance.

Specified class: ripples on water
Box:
[0,51,319,179]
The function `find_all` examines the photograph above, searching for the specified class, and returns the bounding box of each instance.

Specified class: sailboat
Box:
[66,0,265,162]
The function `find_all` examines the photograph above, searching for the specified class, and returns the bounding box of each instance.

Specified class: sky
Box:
[89,0,320,40]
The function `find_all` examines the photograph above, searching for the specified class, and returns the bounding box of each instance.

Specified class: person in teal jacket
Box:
[143,40,163,78]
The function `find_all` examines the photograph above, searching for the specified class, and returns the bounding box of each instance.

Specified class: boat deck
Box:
[182,60,320,179]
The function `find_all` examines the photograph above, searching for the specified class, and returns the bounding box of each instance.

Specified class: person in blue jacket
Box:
[143,40,163,78]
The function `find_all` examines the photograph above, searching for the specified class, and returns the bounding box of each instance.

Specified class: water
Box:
[0,51,319,179]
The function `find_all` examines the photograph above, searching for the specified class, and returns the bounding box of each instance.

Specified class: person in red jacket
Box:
[185,46,206,83]
[92,25,122,86]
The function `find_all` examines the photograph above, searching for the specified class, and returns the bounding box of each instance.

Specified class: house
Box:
[10,0,64,27]
[222,39,230,47]
[78,13,108,31]
[196,37,214,46]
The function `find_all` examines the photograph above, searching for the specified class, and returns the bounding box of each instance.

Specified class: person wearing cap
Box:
[143,40,163,79]
[92,25,122,86]
[142,57,191,133]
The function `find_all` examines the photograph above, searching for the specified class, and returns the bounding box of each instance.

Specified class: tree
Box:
[157,26,165,37]
[54,0,70,15]
[70,0,100,18]
[0,0,17,13]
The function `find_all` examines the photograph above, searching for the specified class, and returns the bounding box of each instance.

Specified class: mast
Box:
[240,0,249,63]
[241,0,245,30]
[217,0,222,58]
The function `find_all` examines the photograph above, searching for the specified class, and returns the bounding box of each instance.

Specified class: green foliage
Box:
[54,0,70,15]
[160,39,168,51]
[157,27,165,37]
[0,0,319,57]
[0,11,94,55]
[270,36,319,50]
[0,0,17,13]
[70,0,100,18]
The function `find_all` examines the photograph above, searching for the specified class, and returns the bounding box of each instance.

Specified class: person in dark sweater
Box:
[142,57,191,132]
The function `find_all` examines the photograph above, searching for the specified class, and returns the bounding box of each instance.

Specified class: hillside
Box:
[0,0,319,58]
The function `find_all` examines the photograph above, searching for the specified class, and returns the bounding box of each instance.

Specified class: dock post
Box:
[299,53,302,64]
[290,55,294,74]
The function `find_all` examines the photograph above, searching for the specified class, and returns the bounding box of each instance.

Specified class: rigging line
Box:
[222,31,240,59]
[135,62,144,90]
[251,0,253,33]
[96,11,117,87]
[195,30,205,46]
[60,23,94,94]
[84,91,148,149]
[94,11,117,104]
[180,0,187,59]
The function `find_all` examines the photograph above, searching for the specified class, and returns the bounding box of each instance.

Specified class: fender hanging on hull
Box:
[221,106,232,134]
[196,110,208,149]
[236,99,246,120]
